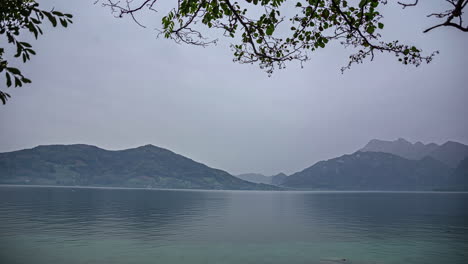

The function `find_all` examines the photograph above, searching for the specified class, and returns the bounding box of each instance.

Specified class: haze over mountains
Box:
[278,138,468,190]
[0,138,467,190]
[361,138,468,168]
[236,173,288,186]
[282,151,457,190]
[242,139,468,190]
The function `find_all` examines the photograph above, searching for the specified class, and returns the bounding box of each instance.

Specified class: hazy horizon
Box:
[0,0,467,175]
[1,137,467,177]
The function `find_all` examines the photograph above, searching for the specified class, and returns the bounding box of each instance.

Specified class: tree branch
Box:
[398,0,419,9]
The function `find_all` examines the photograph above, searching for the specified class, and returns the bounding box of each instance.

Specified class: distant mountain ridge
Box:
[2,139,467,191]
[361,138,468,168]
[0,144,278,190]
[236,172,288,186]
[236,173,271,184]
[271,173,288,185]
[281,151,459,190]
[429,141,468,168]
[281,138,468,190]
[361,138,438,160]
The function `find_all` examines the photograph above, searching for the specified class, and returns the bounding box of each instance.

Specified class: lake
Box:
[0,186,467,264]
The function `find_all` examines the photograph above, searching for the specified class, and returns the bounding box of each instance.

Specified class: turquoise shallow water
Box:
[0,186,467,264]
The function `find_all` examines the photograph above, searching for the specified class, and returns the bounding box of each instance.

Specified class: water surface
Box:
[1,186,467,264]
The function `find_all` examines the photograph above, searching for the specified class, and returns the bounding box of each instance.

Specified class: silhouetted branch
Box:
[97,0,444,75]
[397,0,418,9]
[398,0,468,33]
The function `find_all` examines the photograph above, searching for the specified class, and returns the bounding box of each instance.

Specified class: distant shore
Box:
[1,184,468,193]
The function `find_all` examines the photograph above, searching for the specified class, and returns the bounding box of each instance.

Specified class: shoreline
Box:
[1,184,467,194]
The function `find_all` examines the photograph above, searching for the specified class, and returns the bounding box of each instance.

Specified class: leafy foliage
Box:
[0,0,72,104]
[98,0,461,75]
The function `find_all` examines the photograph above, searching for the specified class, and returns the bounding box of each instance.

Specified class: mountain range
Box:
[0,144,277,190]
[282,152,457,190]
[361,138,468,168]
[279,139,468,190]
[0,139,467,191]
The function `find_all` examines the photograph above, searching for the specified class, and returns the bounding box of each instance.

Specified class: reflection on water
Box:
[0,186,467,264]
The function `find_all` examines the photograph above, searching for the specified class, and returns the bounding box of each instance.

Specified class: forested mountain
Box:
[2,140,466,191]
[0,144,278,190]
[282,151,454,190]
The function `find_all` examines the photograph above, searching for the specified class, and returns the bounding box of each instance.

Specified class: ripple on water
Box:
[0,186,467,264]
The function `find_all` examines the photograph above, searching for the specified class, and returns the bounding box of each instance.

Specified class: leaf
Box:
[322,9,330,19]
[6,73,12,87]
[359,0,368,8]
[7,67,21,75]
[52,11,64,16]
[21,42,32,48]
[266,25,274,36]
[14,77,22,87]
[60,19,68,27]
[15,43,22,58]
[29,24,39,39]
[44,12,58,27]
[378,22,384,29]
[0,91,11,104]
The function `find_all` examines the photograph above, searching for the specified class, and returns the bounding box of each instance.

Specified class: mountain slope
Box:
[236,172,288,186]
[282,151,453,190]
[361,138,439,160]
[451,157,468,187]
[428,141,468,168]
[271,173,288,185]
[0,144,278,190]
[361,139,468,168]
[236,173,271,184]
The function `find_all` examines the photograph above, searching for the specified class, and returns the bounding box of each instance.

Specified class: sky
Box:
[0,1,467,176]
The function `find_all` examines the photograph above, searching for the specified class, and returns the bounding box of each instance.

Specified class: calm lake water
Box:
[1,186,467,264]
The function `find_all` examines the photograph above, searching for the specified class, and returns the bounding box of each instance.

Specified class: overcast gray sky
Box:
[0,1,467,175]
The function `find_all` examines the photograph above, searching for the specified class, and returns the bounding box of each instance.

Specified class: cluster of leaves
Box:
[100,0,440,75]
[0,0,72,104]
